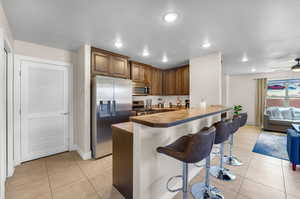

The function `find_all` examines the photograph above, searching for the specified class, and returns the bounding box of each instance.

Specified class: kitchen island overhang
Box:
[112,105,232,199]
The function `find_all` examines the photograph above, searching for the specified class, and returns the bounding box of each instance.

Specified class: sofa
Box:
[264,106,300,132]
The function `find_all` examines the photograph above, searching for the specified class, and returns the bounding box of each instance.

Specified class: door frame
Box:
[14,55,74,165]
[4,33,13,178]
[0,28,13,199]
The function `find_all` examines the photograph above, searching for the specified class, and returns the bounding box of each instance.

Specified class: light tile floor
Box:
[5,126,300,199]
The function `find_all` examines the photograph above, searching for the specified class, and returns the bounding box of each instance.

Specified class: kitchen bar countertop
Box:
[130,105,232,128]
[112,122,133,133]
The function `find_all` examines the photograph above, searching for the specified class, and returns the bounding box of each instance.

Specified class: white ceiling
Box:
[2,0,300,74]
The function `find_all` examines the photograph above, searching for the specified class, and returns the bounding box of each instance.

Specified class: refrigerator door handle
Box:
[99,100,104,111]
[112,100,116,115]
[107,100,111,115]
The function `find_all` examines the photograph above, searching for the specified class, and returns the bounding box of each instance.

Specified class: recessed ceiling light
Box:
[162,56,168,63]
[242,57,248,62]
[251,68,256,72]
[142,49,149,57]
[163,12,178,23]
[115,40,123,49]
[202,42,211,48]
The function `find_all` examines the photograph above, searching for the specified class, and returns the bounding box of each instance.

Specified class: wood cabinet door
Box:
[139,65,145,83]
[131,63,140,82]
[144,66,152,86]
[131,63,145,82]
[92,52,111,75]
[111,56,129,78]
[156,70,163,95]
[150,68,162,95]
[163,70,176,95]
[182,66,190,95]
[176,68,183,95]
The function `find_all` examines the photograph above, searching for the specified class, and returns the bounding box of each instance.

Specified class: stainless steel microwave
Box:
[132,82,150,96]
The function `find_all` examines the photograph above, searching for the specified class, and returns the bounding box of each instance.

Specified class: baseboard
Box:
[7,166,15,178]
[69,144,79,151]
[246,122,256,126]
[77,148,92,160]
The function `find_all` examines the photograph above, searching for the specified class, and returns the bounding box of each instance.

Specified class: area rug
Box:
[252,131,289,160]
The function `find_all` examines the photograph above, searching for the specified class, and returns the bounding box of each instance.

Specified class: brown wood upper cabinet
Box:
[130,62,145,83]
[163,65,189,95]
[91,51,110,75]
[91,47,130,79]
[111,56,129,78]
[130,60,189,96]
[150,68,163,95]
[163,69,177,95]
[182,66,189,95]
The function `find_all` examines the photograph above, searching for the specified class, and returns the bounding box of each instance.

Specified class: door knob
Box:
[61,112,69,115]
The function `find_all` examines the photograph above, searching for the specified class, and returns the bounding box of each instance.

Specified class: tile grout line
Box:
[281,160,288,199]
[44,159,54,199]
[234,129,262,199]
[72,153,104,199]
[235,153,254,199]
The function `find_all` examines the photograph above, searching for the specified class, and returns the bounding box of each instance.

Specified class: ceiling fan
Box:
[291,58,300,72]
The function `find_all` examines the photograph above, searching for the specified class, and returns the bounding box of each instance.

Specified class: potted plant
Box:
[234,105,243,115]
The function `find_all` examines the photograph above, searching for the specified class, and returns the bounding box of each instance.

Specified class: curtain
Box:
[256,78,267,127]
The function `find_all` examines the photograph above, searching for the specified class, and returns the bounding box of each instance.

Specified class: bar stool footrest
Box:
[166,175,183,192]
[223,155,243,166]
[209,166,236,181]
[191,182,224,199]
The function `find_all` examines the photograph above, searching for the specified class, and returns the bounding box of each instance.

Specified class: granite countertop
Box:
[130,105,232,128]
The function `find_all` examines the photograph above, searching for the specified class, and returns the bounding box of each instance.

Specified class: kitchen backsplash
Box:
[133,95,190,107]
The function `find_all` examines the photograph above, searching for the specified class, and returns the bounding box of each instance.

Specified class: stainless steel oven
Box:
[132,82,150,96]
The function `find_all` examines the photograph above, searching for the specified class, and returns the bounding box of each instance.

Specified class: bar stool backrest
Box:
[214,120,231,144]
[239,113,248,127]
[231,115,241,134]
[185,126,216,163]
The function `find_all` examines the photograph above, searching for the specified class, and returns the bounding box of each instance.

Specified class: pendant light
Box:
[291,58,300,72]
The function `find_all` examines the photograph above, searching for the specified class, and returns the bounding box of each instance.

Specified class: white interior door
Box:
[21,60,69,162]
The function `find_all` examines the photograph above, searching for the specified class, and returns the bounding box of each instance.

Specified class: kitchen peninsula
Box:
[112,105,232,199]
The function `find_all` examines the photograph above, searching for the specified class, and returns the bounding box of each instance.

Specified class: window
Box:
[266,79,300,108]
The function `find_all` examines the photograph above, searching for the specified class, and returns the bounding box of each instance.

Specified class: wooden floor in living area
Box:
[5,126,300,199]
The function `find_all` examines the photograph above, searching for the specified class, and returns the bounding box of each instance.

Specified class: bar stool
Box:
[224,114,244,166]
[157,127,222,199]
[209,120,236,181]
[239,113,248,127]
[191,128,225,199]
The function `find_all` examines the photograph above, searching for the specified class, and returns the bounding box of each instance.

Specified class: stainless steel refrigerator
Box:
[91,75,132,159]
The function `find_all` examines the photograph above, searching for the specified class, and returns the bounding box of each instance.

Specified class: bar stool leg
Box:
[224,134,243,166]
[191,155,224,199]
[166,163,189,199]
[209,142,236,181]
[183,163,189,199]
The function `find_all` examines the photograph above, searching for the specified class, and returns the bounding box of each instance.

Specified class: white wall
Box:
[222,74,229,106]
[74,45,91,160]
[0,2,13,199]
[190,52,222,107]
[228,71,300,125]
[0,3,13,46]
[14,40,75,63]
